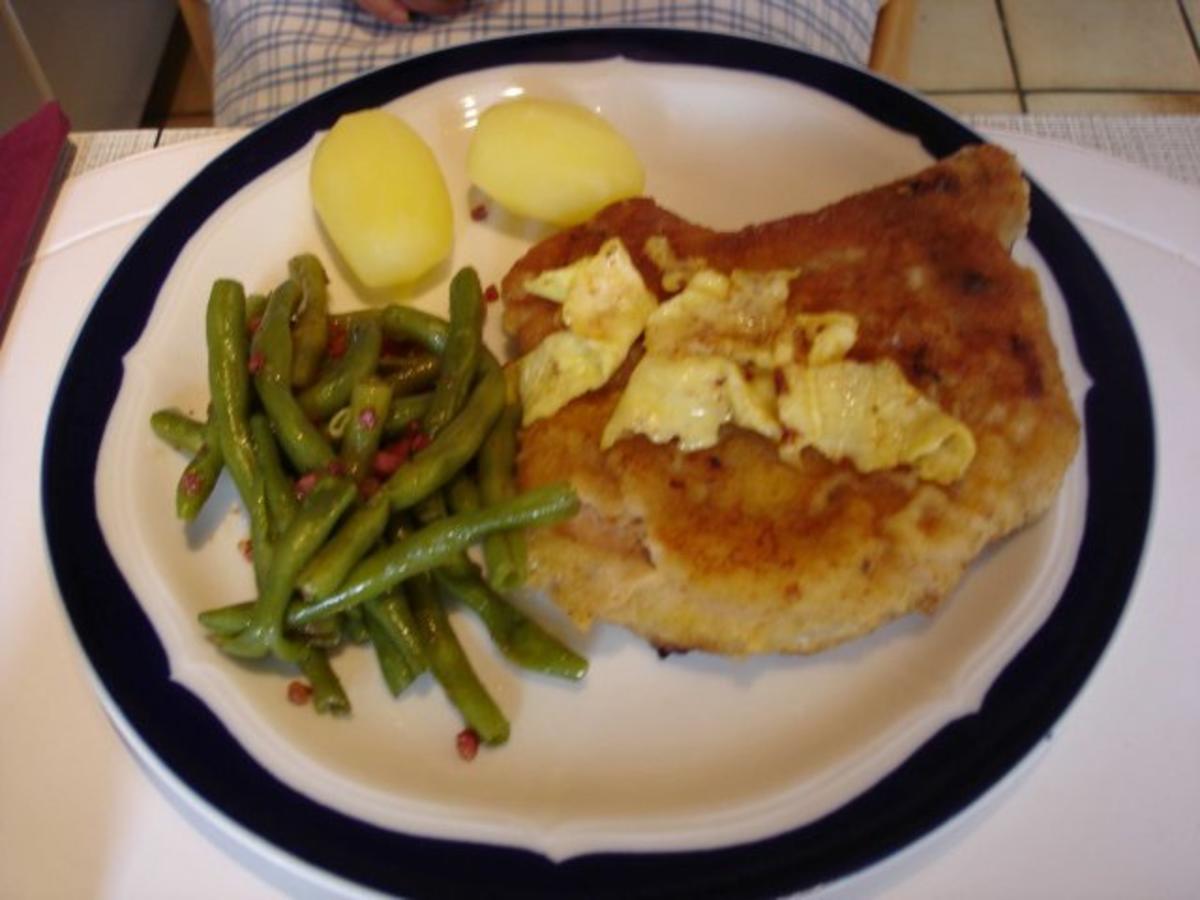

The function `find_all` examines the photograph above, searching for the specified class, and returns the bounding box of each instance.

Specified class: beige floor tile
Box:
[1184,0,1200,38]
[924,91,1025,115]
[1003,0,1200,90]
[1025,91,1200,114]
[909,0,1016,91]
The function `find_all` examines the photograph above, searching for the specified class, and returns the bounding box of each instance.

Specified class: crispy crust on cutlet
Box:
[503,144,1079,655]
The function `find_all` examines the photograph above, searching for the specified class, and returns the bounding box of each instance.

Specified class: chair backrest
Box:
[177,0,214,79]
[870,0,916,81]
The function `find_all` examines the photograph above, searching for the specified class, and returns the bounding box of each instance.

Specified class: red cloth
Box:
[0,102,70,333]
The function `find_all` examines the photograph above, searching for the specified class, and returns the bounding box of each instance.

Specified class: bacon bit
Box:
[409,431,431,453]
[372,439,411,476]
[294,471,319,499]
[773,368,788,394]
[358,476,381,500]
[180,471,203,496]
[247,315,262,335]
[237,538,254,561]
[483,284,500,303]
[287,681,313,705]
[456,728,480,761]
[247,351,265,374]
[406,419,422,435]
[326,459,347,477]
[326,321,348,359]
[357,408,378,430]
[372,451,403,476]
[469,203,488,222]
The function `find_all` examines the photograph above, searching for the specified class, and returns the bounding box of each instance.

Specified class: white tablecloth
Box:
[64,114,1200,185]
[4,117,1200,898]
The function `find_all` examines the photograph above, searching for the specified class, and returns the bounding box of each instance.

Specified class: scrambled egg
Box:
[517,237,975,483]
[519,238,656,424]
[602,355,780,451]
[775,316,976,484]
[645,268,794,368]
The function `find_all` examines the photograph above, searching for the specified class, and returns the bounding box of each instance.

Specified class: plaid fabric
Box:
[211,0,881,126]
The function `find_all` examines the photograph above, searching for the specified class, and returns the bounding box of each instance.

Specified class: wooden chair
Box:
[870,0,917,81]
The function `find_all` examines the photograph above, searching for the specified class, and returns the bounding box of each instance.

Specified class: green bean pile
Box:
[150,254,585,754]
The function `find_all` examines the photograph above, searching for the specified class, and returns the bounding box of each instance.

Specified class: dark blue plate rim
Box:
[41,27,1154,899]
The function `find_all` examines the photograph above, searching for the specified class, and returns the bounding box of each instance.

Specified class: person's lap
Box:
[209,0,881,126]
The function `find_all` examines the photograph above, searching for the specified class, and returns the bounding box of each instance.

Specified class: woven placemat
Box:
[966,114,1200,187]
[66,130,160,177]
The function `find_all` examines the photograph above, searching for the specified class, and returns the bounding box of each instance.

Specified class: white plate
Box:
[101,57,1092,855]
[40,31,1152,898]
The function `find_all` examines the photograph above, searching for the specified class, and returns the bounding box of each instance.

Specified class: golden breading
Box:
[502,144,1080,655]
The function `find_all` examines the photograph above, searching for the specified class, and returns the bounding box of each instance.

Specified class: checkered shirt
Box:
[210,0,881,126]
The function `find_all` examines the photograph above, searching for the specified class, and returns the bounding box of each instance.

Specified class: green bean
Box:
[477,401,526,590]
[252,280,335,473]
[379,305,448,355]
[342,604,370,644]
[288,253,330,389]
[298,648,351,716]
[250,414,299,538]
[151,408,207,454]
[413,490,449,526]
[244,292,267,327]
[288,483,579,626]
[296,614,343,649]
[444,471,481,514]
[363,590,426,675]
[218,476,356,661]
[297,316,382,420]
[442,472,516,590]
[379,360,505,511]
[176,416,224,521]
[328,309,379,330]
[380,300,502,394]
[380,351,440,395]
[198,599,255,635]
[199,599,342,646]
[423,268,484,438]
[341,378,393,480]
[365,613,416,696]
[478,401,521,507]
[206,279,272,586]
[383,392,433,437]
[435,566,587,680]
[296,495,389,600]
[409,573,509,745]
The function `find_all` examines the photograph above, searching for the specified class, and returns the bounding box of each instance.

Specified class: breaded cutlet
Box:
[502,144,1080,655]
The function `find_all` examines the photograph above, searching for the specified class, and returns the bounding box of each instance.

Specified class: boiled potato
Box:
[466,98,644,226]
[310,109,452,287]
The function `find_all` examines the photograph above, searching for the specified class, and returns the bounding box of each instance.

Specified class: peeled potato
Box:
[466,98,644,226]
[310,109,452,287]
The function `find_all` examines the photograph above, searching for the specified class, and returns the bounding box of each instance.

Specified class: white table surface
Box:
[3,119,1199,898]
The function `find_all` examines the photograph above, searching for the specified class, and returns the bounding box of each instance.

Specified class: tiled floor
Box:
[914,0,1200,115]
[145,0,1200,127]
